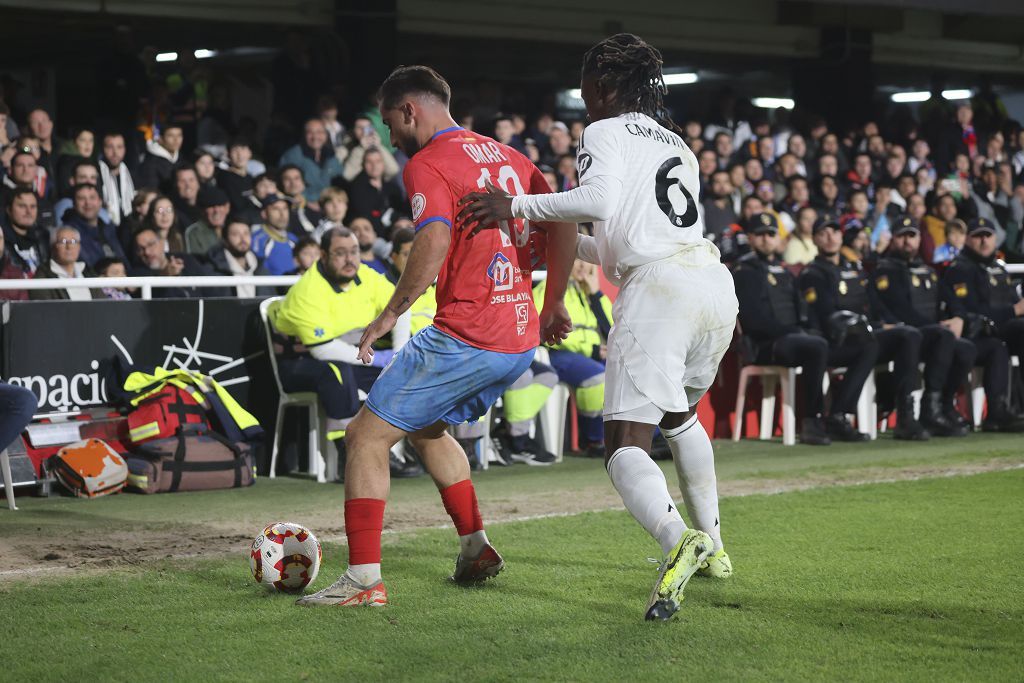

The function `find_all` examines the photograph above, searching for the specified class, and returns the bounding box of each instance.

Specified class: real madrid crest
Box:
[911,275,920,287]
[767,273,777,286]
[838,281,847,295]
[990,275,998,286]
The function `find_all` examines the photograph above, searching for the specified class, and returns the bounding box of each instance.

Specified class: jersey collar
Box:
[430,126,463,142]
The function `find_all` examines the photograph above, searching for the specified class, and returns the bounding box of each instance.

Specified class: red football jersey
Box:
[404,127,551,353]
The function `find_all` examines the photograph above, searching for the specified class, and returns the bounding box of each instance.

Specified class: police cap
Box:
[967,217,995,236]
[891,214,919,237]
[746,212,779,235]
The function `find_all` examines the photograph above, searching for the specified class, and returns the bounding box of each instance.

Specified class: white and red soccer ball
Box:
[250,522,322,593]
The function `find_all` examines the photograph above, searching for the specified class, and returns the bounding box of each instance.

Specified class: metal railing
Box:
[0,270,554,299]
[0,275,302,300]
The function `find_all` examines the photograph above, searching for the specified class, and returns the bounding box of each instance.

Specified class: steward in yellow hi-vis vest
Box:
[533,260,612,449]
[269,228,411,440]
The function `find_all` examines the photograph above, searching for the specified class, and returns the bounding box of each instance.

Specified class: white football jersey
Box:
[577,112,706,283]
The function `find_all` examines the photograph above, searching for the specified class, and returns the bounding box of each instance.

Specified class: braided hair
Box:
[582,33,679,133]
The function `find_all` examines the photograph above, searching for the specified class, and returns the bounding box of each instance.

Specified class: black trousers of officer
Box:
[973,335,1011,402]
[762,332,878,417]
[999,317,1024,359]
[918,325,975,397]
[872,326,921,408]
[278,357,382,419]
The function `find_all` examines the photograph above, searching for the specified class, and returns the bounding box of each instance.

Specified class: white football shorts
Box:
[603,240,738,425]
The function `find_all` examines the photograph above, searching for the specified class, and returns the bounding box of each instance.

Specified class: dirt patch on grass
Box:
[2,458,1021,581]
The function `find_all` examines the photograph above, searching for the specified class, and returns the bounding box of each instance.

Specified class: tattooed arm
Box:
[357,222,450,363]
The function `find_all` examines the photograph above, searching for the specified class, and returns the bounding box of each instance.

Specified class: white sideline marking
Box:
[4,462,1021,579]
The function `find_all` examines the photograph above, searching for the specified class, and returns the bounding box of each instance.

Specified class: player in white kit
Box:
[458,34,738,621]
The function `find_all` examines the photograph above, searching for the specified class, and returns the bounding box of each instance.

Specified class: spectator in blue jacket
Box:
[278,118,343,204]
[60,183,126,267]
[250,194,297,275]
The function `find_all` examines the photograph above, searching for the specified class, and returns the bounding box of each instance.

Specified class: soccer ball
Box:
[250,522,322,593]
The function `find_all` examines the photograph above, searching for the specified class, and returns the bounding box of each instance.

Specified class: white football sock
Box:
[345,563,381,586]
[607,446,686,555]
[663,415,723,553]
[460,530,490,559]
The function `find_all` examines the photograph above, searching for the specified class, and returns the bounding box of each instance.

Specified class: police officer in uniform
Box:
[872,215,973,436]
[732,213,876,445]
[941,217,1024,431]
[799,213,929,440]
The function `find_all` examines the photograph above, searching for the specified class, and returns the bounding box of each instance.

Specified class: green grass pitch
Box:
[2,443,1022,681]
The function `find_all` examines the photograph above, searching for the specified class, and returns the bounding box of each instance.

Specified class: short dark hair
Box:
[6,187,37,209]
[71,159,100,178]
[133,224,160,241]
[319,226,355,252]
[796,206,817,222]
[786,174,808,190]
[742,195,763,210]
[377,65,451,110]
[295,235,320,254]
[278,164,304,181]
[93,256,125,275]
[390,227,415,255]
[73,182,100,197]
[227,136,251,151]
[10,150,35,166]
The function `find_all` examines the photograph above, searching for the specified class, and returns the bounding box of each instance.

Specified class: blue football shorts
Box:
[365,325,535,432]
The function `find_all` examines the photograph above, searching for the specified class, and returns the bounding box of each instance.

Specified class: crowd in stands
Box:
[2,64,1024,464]
[2,80,1023,302]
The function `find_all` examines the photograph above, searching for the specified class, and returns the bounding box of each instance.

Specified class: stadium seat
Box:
[259,297,332,483]
[732,365,802,446]
[1,448,16,511]
[534,346,569,461]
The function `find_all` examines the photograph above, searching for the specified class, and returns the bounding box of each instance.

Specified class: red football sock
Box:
[345,498,386,565]
[440,479,484,536]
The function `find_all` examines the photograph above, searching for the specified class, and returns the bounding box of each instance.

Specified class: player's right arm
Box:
[357,159,452,363]
[456,121,623,230]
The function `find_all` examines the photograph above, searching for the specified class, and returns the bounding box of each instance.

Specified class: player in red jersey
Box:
[297,65,575,608]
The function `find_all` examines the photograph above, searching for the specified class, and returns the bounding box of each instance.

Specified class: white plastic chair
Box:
[534,346,569,461]
[1,448,16,511]
[732,365,802,446]
[259,297,331,483]
[822,367,877,439]
[967,355,1019,428]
